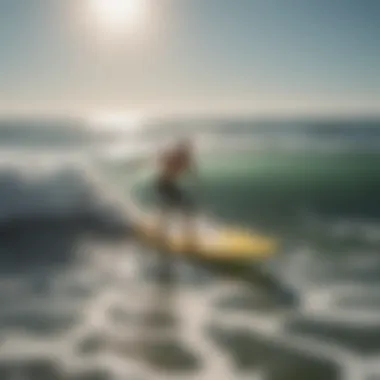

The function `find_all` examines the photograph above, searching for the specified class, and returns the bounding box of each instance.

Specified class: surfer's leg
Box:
[156,202,167,236]
[156,179,180,242]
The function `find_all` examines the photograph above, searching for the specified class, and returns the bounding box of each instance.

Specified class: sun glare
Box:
[88,111,144,132]
[91,0,147,31]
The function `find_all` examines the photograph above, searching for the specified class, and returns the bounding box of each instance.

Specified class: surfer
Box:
[155,138,198,248]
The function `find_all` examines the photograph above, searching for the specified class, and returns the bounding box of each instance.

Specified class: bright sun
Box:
[91,0,147,31]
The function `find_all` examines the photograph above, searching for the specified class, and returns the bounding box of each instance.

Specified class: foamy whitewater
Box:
[0,117,380,379]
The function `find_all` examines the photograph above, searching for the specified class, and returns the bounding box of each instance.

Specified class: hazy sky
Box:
[0,0,379,116]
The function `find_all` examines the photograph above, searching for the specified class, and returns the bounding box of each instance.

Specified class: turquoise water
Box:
[129,151,380,237]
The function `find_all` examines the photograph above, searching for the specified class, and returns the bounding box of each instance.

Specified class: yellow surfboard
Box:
[131,209,279,263]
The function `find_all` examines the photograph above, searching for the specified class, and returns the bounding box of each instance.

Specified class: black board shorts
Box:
[155,177,194,212]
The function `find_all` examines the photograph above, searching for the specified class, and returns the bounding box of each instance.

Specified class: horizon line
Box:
[0,108,380,121]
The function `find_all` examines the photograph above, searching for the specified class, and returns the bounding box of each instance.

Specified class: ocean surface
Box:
[0,116,380,380]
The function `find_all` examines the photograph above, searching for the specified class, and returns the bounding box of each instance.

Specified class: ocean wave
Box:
[0,162,128,232]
